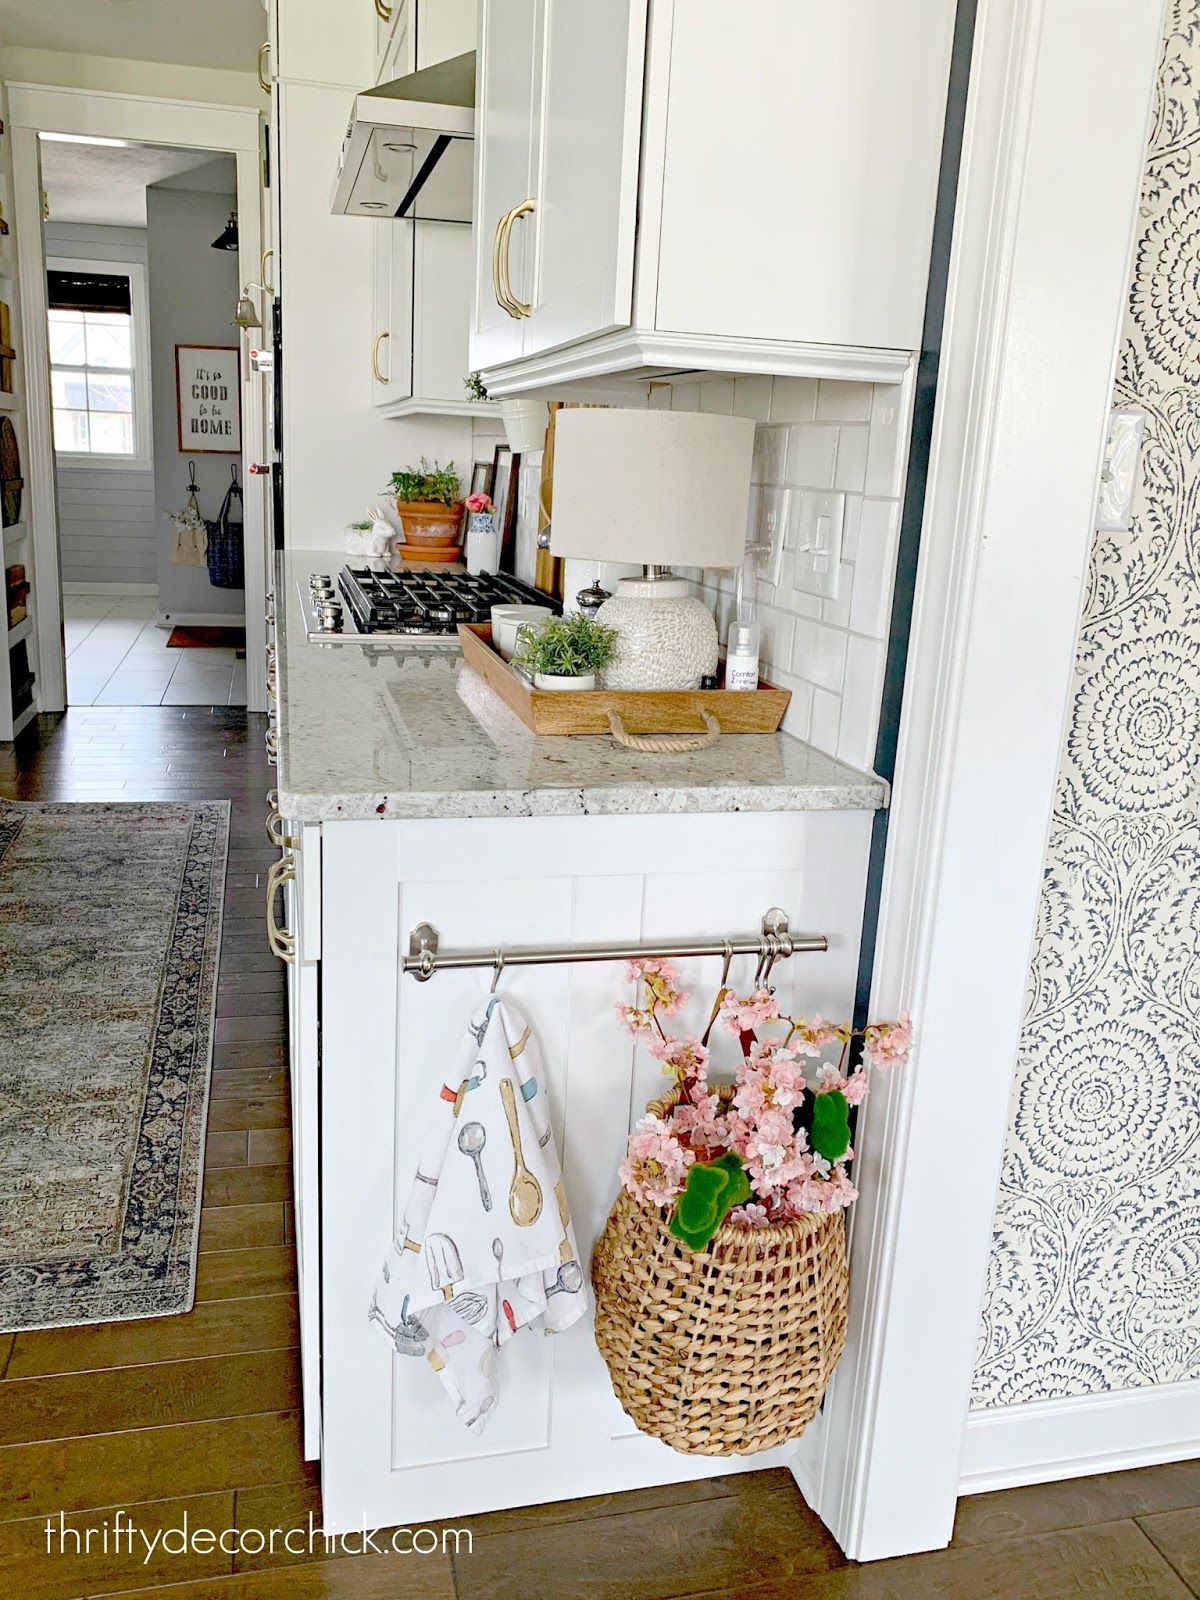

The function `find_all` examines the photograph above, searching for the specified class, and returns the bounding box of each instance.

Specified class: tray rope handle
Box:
[607,707,721,754]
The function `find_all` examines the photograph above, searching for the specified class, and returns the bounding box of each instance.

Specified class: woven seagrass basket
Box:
[591,1089,849,1456]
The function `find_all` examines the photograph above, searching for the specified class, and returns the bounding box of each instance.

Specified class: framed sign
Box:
[175,344,241,454]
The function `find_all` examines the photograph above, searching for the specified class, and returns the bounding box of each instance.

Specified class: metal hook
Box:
[754,933,779,990]
[718,940,733,991]
[489,951,505,994]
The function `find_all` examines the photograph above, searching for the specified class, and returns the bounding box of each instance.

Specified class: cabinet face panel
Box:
[278,0,376,87]
[372,222,415,407]
[415,0,476,68]
[471,0,543,370]
[652,0,955,352]
[413,222,475,403]
[319,812,873,1528]
[521,0,647,359]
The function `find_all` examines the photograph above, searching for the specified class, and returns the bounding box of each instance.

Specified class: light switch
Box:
[1096,408,1144,532]
[755,486,790,587]
[790,491,845,599]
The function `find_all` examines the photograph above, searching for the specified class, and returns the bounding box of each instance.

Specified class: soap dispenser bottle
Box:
[726,609,761,691]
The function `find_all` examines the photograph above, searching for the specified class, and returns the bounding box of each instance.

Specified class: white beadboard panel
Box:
[57,464,158,586]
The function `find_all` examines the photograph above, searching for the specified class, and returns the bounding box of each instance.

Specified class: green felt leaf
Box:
[668,1153,753,1251]
[810,1090,851,1162]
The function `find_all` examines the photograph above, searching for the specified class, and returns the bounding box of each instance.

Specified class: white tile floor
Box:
[64,593,248,707]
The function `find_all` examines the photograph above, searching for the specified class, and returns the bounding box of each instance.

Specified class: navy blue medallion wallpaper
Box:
[974,0,1200,1405]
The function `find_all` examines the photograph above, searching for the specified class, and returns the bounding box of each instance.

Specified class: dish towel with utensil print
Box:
[368,995,587,1433]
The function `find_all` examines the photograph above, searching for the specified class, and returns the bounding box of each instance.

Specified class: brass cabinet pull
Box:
[266,855,297,963]
[371,330,390,384]
[265,789,299,850]
[257,41,272,94]
[375,0,393,19]
[266,724,279,766]
[492,207,517,315]
[501,199,536,318]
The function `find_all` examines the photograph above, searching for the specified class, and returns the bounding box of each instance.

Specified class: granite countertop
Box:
[275,552,888,822]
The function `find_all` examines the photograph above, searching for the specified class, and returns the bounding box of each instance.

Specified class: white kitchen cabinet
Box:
[375,0,475,85]
[317,809,873,1528]
[372,220,490,418]
[472,0,958,394]
[470,0,543,372]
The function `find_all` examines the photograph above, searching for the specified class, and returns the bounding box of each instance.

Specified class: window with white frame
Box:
[46,259,152,467]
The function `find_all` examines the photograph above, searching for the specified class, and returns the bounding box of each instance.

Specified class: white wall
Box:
[145,184,243,620]
[43,220,157,589]
[0,46,260,109]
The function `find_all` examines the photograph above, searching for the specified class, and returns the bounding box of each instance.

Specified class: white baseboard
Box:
[158,611,246,628]
[63,581,158,595]
[960,1380,1200,1495]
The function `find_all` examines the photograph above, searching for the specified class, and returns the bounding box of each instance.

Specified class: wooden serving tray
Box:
[458,623,791,736]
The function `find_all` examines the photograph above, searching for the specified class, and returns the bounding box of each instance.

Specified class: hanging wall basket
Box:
[591,1089,849,1457]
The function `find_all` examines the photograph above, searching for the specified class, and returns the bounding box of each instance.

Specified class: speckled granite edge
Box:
[275,777,887,823]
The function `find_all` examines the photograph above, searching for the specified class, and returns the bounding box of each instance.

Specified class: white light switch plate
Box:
[755,486,791,587]
[790,491,845,599]
[1096,408,1144,531]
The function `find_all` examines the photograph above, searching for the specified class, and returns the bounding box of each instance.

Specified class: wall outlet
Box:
[1096,408,1144,532]
[790,491,845,599]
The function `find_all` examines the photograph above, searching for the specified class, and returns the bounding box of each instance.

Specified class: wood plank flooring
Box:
[2,705,1198,1600]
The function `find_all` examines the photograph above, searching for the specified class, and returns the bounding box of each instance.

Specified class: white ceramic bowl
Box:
[491,603,551,661]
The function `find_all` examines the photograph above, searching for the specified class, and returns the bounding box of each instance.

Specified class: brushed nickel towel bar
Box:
[403,908,827,983]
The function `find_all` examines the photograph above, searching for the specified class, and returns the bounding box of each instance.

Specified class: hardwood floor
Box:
[1,706,1198,1600]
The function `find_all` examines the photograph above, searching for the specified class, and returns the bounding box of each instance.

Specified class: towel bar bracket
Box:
[403,909,827,983]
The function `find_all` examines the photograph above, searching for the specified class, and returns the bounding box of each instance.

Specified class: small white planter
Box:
[533,671,596,691]
[500,398,550,454]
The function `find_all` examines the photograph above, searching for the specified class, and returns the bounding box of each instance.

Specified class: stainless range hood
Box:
[330,52,474,222]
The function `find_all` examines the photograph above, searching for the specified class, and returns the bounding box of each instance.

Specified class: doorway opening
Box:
[41,136,248,707]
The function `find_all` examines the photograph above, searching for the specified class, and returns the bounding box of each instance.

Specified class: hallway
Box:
[63,591,248,707]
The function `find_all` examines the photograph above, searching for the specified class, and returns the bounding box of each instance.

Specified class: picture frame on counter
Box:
[175,344,241,454]
[491,444,521,575]
[469,459,494,500]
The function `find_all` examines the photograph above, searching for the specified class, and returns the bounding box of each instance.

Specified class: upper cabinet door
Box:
[520,0,647,360]
[651,0,955,352]
[470,0,543,372]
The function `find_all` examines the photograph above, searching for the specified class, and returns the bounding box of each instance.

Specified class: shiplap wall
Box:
[43,222,157,588]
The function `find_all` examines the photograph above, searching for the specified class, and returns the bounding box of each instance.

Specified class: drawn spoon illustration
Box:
[499,1077,543,1226]
[492,1237,504,1279]
[457,1121,492,1211]
[546,1260,584,1297]
[426,1232,464,1300]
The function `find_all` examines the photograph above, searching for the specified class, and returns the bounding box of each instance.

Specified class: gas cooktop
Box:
[299,566,558,645]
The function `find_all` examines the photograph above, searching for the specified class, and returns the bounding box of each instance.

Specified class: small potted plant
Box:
[385,459,464,551]
[513,611,618,691]
[463,372,489,402]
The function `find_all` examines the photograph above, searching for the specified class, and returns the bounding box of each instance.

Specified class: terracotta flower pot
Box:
[396,499,465,547]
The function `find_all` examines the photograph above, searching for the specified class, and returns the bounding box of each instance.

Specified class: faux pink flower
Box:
[863,1012,913,1070]
[842,1070,869,1105]
[729,1202,771,1228]
[465,492,494,514]
[720,987,781,1034]
[647,1032,709,1086]
[619,1114,694,1207]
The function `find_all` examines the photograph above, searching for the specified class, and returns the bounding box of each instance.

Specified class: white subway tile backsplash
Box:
[733,374,773,423]
[820,563,855,629]
[837,635,888,770]
[816,380,873,423]
[769,376,819,423]
[791,618,847,693]
[778,675,814,742]
[848,499,902,640]
[647,382,673,410]
[833,425,869,493]
[698,377,736,415]
[840,494,864,562]
[753,427,788,486]
[756,605,796,676]
[809,687,841,757]
[864,379,911,499]
[785,424,838,489]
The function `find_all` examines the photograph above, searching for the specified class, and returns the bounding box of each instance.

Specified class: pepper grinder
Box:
[575,580,612,619]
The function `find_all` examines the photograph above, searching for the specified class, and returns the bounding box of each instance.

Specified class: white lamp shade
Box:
[549,409,755,568]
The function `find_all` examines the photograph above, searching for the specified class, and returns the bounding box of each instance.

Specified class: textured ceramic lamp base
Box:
[597,578,719,691]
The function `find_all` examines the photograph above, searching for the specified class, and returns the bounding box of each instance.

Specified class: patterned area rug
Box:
[0,801,229,1331]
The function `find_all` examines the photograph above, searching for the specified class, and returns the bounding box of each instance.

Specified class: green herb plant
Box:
[513,612,619,679]
[385,459,462,506]
[463,372,489,402]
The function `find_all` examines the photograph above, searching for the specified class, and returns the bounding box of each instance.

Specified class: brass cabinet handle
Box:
[265,789,299,850]
[501,199,536,318]
[266,724,279,766]
[371,331,390,384]
[257,41,272,94]
[375,0,393,19]
[266,855,297,963]
[492,208,517,315]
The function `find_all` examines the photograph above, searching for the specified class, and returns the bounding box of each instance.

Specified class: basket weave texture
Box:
[591,1090,849,1456]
